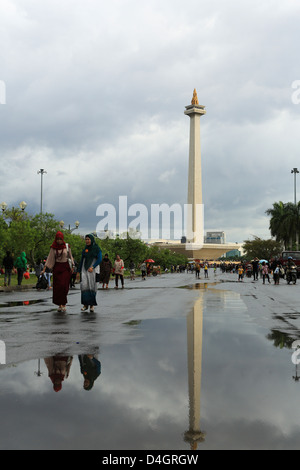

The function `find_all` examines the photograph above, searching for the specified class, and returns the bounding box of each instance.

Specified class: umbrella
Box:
[145,259,155,263]
[259,259,268,264]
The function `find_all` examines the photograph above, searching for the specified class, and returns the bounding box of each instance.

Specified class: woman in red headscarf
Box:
[42,231,74,312]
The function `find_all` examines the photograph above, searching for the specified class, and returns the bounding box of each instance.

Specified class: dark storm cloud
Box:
[1,0,300,241]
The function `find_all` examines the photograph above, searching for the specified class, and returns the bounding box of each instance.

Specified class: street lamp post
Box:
[291,168,300,251]
[291,168,299,205]
[1,201,27,214]
[1,202,7,213]
[59,220,80,233]
[37,169,47,214]
[19,201,27,211]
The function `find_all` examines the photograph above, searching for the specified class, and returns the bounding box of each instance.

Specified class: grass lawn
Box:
[0,272,37,288]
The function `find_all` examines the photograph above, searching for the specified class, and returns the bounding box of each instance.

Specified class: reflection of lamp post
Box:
[34,358,43,377]
[37,169,47,214]
[59,220,80,233]
[291,168,299,205]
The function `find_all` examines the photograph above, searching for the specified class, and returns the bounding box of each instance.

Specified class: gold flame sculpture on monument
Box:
[191,88,199,105]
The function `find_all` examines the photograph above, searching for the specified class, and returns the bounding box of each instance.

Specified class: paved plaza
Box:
[1,269,300,366]
[1,268,300,450]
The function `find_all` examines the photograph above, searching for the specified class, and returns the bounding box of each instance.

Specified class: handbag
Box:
[36,274,48,290]
[66,243,73,270]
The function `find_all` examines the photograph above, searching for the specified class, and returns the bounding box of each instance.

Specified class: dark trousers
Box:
[4,268,12,286]
[115,274,124,287]
[17,268,24,285]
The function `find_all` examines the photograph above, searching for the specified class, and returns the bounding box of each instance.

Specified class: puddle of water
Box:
[0,288,299,449]
[0,299,47,308]
[179,282,219,290]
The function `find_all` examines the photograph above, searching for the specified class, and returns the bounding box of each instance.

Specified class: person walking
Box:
[35,259,44,280]
[3,250,14,286]
[14,251,27,286]
[252,258,259,281]
[204,262,209,278]
[114,254,124,289]
[44,262,52,290]
[70,261,77,288]
[42,231,74,312]
[129,260,135,280]
[99,253,112,289]
[262,262,270,284]
[140,261,146,280]
[238,264,244,282]
[273,264,280,285]
[78,234,102,312]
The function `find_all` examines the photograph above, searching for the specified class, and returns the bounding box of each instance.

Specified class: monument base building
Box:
[151,239,240,261]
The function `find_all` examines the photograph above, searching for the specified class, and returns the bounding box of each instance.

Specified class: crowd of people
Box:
[4,234,298,314]
[1,250,29,287]
[220,257,297,285]
[0,232,174,313]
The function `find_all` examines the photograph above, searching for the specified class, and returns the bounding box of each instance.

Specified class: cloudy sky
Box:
[1,0,300,243]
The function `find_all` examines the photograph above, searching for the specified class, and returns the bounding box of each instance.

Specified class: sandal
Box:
[81,306,88,311]
[90,306,94,313]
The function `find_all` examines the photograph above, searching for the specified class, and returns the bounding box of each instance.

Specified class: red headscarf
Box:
[51,231,67,252]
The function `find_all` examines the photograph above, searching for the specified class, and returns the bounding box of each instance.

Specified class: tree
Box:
[285,202,300,250]
[266,201,300,250]
[98,234,148,266]
[28,213,62,264]
[0,217,9,262]
[1,207,32,260]
[147,245,188,269]
[62,232,87,265]
[0,209,67,266]
[266,201,287,246]
[243,236,282,260]
[95,233,188,269]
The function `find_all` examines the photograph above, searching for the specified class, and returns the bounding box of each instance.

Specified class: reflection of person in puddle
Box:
[78,355,101,391]
[44,356,73,392]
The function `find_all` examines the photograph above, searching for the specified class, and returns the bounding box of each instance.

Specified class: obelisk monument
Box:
[184,90,206,245]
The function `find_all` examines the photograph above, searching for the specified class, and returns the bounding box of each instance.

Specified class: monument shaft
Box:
[185,90,206,244]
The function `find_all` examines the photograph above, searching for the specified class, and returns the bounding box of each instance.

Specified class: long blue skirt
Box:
[81,262,98,306]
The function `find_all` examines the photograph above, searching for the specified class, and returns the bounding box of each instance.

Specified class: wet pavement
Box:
[1,271,300,450]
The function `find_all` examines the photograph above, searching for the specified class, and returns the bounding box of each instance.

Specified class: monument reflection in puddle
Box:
[184,293,206,449]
